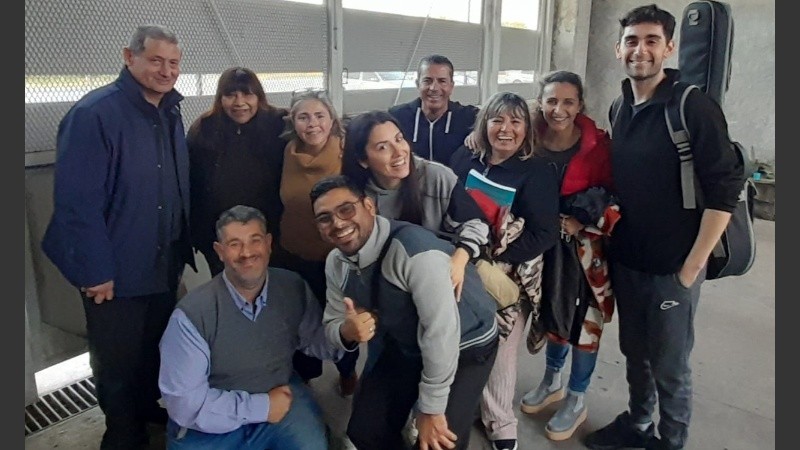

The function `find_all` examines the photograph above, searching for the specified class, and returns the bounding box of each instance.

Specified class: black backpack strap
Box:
[664,82,701,209]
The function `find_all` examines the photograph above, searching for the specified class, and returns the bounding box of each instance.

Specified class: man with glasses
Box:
[310,175,499,450]
[389,54,479,166]
[159,205,344,449]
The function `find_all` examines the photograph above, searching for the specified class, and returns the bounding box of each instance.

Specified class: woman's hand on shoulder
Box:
[463,131,478,150]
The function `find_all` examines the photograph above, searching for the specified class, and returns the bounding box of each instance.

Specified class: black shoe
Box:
[645,436,683,450]
[584,411,654,450]
[491,439,518,450]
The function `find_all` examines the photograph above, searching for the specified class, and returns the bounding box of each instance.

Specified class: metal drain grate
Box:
[25,376,97,436]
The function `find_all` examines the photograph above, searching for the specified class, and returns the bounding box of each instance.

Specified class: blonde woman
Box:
[272,89,360,396]
[450,91,560,450]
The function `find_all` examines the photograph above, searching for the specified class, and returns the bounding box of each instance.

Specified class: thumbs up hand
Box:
[340,297,378,344]
[343,297,359,316]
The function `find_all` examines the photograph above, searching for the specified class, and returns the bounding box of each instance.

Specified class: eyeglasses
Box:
[290,87,329,107]
[314,200,361,228]
[292,87,326,95]
[291,87,327,99]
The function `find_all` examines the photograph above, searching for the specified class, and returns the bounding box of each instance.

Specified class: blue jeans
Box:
[166,379,327,450]
[545,339,598,393]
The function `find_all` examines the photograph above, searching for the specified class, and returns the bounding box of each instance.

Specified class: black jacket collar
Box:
[620,68,682,106]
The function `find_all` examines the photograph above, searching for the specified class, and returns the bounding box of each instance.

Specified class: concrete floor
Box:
[25,219,775,450]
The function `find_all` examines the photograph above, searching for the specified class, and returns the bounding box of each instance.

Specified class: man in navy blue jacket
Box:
[389,54,479,166]
[42,24,194,450]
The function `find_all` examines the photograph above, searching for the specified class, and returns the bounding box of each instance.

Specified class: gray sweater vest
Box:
[177,268,307,393]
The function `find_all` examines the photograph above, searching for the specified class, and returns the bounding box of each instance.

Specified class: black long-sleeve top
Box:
[449,146,560,264]
[608,69,743,274]
[187,108,288,253]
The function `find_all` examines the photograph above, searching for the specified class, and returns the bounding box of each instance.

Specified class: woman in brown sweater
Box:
[273,89,359,395]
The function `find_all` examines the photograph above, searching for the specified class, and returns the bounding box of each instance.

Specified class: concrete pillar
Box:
[550,0,592,77]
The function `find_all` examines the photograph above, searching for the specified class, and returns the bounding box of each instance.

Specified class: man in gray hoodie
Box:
[311,175,498,450]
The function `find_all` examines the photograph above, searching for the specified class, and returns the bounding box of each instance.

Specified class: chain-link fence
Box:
[25,0,330,154]
[27,0,545,157]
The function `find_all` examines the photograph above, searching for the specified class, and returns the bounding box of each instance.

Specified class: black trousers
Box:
[347,337,498,450]
[82,290,177,449]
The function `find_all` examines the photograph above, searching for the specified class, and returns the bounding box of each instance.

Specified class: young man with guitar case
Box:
[584,4,744,450]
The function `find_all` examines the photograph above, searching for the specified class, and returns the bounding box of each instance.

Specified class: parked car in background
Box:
[343,71,416,90]
[498,69,535,84]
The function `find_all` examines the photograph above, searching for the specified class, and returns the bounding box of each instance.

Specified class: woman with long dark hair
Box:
[341,110,490,299]
[187,67,287,275]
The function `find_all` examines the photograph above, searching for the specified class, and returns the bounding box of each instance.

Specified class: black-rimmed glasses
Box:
[314,200,362,228]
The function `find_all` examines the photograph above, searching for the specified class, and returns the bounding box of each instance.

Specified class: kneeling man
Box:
[159,205,342,449]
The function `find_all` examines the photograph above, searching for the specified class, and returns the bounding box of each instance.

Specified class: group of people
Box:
[41,3,744,450]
